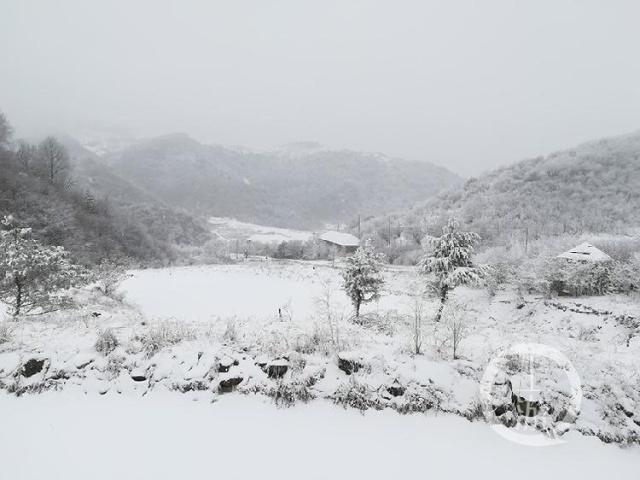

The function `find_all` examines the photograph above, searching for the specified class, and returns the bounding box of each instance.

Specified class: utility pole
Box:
[388,216,391,246]
[524,227,529,255]
[357,214,361,239]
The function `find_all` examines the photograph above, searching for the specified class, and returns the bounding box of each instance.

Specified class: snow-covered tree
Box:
[0,215,81,316]
[421,218,485,322]
[341,240,385,318]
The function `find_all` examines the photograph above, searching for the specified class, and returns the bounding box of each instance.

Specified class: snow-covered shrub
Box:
[244,363,324,406]
[475,243,526,269]
[609,260,640,294]
[0,322,10,344]
[292,325,322,355]
[286,352,307,374]
[172,380,210,393]
[516,257,554,296]
[382,242,422,266]
[93,259,131,300]
[139,322,196,355]
[254,380,315,407]
[272,240,306,260]
[353,311,396,335]
[104,355,126,379]
[198,237,235,263]
[593,237,640,263]
[548,261,613,296]
[332,378,383,412]
[503,353,526,375]
[463,398,486,421]
[222,318,239,343]
[484,262,514,296]
[260,330,293,358]
[393,385,442,414]
[95,328,119,355]
[518,257,618,297]
[576,324,599,342]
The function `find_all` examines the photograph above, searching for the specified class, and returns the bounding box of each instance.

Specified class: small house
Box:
[556,243,612,263]
[320,231,360,254]
[553,242,613,296]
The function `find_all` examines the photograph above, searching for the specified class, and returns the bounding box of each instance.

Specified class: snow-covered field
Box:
[121,260,412,323]
[2,392,639,480]
[208,216,313,244]
[1,259,640,478]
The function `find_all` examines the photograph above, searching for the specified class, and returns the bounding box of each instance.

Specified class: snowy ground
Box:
[208,216,313,244]
[1,259,640,477]
[1,392,638,480]
[121,259,413,323]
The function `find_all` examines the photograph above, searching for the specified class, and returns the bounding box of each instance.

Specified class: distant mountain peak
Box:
[275,141,325,155]
[102,135,460,229]
[140,132,201,147]
[281,141,324,150]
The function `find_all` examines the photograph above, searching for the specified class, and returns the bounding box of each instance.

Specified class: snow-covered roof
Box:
[557,243,612,262]
[320,231,360,247]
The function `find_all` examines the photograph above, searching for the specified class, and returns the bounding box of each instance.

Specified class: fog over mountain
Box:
[3,1,640,175]
[96,133,461,228]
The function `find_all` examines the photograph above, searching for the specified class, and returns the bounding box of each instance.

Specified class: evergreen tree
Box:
[421,218,485,322]
[341,240,385,318]
[0,215,81,316]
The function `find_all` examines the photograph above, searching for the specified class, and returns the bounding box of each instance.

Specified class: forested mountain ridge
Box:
[0,114,211,266]
[103,133,461,229]
[362,131,640,248]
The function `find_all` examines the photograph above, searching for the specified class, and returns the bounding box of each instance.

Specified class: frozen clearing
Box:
[121,260,413,323]
[1,392,638,480]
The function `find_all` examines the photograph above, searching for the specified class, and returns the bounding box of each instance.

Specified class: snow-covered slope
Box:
[2,260,639,447]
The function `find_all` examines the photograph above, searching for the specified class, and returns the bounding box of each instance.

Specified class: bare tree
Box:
[0,111,12,148]
[38,137,70,185]
[442,303,469,360]
[15,140,36,170]
[410,293,424,355]
[315,278,345,351]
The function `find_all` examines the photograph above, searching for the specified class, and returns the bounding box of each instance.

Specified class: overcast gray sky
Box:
[2,0,640,176]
